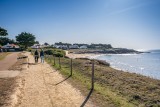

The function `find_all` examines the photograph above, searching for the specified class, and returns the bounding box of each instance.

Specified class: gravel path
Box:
[17,52,94,107]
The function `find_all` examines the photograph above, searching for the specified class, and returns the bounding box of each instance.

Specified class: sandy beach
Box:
[65,50,101,59]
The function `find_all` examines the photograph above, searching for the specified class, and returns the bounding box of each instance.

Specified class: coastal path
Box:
[16,52,94,107]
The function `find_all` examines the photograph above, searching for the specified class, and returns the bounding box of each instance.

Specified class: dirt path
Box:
[0,52,19,71]
[0,52,21,78]
[17,52,94,107]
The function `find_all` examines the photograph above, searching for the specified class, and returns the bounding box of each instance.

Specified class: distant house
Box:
[69,45,79,49]
[61,45,68,50]
[42,44,50,48]
[80,45,87,49]
[2,43,20,52]
[55,45,68,50]
[2,43,19,49]
[31,44,40,49]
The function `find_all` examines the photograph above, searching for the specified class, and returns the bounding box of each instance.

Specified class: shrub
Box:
[44,50,54,55]
[27,47,32,52]
[44,49,65,57]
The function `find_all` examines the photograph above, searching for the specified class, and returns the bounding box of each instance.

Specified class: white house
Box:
[2,43,19,49]
[80,45,87,49]
[69,45,79,49]
[55,45,68,50]
[31,44,43,49]
[2,43,20,52]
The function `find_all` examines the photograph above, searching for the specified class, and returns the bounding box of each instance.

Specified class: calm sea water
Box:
[94,50,160,80]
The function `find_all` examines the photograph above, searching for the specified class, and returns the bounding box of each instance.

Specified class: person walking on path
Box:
[34,49,39,63]
[40,49,44,63]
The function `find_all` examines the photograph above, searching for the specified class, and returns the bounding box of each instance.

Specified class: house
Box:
[69,45,79,49]
[2,43,19,49]
[2,43,20,52]
[80,45,87,49]
[55,45,68,50]
[61,45,68,50]
[31,44,41,49]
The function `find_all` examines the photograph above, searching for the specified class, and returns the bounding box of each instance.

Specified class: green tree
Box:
[35,41,39,44]
[16,32,36,49]
[0,38,15,45]
[44,42,49,45]
[0,27,9,45]
[0,27,8,37]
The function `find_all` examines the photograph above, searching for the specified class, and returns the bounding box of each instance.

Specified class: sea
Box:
[91,50,160,80]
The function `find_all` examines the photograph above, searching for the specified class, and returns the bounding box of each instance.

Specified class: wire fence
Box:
[44,55,95,106]
[45,55,95,89]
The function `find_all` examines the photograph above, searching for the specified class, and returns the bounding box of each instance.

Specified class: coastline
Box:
[48,52,160,107]
[65,51,160,80]
[62,52,160,106]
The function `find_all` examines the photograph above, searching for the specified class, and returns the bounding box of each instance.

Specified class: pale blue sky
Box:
[0,0,160,50]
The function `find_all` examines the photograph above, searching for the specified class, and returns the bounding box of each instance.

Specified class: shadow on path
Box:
[80,88,93,107]
[55,75,71,85]
[28,63,37,65]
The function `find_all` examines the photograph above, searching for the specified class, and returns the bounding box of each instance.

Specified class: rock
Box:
[95,60,110,66]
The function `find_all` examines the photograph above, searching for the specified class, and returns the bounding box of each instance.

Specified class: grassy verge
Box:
[45,56,160,107]
[0,52,10,60]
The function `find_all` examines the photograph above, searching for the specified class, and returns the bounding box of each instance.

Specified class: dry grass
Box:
[0,52,10,60]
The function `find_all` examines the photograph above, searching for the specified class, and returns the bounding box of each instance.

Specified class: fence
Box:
[45,55,95,89]
[30,49,96,106]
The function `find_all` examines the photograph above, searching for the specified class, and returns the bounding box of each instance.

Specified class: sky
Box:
[0,0,160,50]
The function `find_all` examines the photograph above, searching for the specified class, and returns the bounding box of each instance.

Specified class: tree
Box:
[0,27,9,45]
[35,41,39,44]
[16,32,36,49]
[44,42,49,46]
[0,38,15,45]
[0,27,8,37]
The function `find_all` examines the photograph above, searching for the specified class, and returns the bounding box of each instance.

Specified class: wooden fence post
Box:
[54,55,55,65]
[59,56,61,68]
[49,55,51,63]
[71,59,72,76]
[91,60,94,90]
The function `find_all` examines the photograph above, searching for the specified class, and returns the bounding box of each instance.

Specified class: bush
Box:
[27,47,32,52]
[44,50,54,55]
[44,49,65,57]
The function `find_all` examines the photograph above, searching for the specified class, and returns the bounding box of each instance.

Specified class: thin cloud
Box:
[109,3,149,15]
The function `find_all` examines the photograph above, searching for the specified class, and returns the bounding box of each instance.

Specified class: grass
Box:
[45,56,160,107]
[0,52,10,60]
